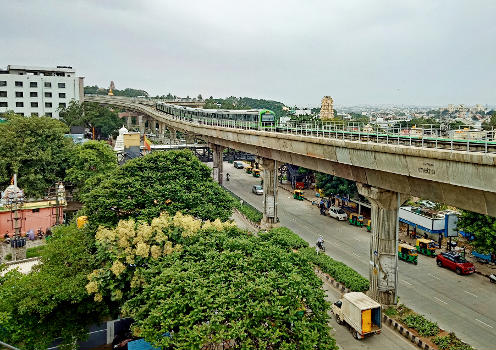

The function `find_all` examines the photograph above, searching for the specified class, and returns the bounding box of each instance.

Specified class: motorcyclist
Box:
[317,235,324,251]
[226,173,230,181]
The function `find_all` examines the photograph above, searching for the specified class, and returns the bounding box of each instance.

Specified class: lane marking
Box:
[464,290,478,298]
[402,280,413,286]
[352,252,361,258]
[475,319,494,329]
[433,297,448,305]
[428,273,441,280]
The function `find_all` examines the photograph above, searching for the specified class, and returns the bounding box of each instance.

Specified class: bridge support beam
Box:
[211,144,224,185]
[138,115,144,135]
[169,128,177,145]
[262,158,279,228]
[357,184,405,305]
[127,116,132,130]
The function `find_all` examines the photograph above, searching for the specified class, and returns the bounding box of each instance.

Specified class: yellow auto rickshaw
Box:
[252,169,261,177]
[416,238,437,257]
[293,190,304,200]
[245,166,253,174]
[348,213,364,227]
[398,243,418,264]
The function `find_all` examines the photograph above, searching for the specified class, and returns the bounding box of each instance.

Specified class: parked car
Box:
[489,274,496,284]
[436,252,475,275]
[252,185,263,195]
[233,161,244,169]
[328,207,348,221]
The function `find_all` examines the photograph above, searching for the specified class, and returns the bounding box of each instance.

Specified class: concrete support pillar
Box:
[138,115,145,135]
[211,144,224,185]
[151,120,157,135]
[262,158,278,228]
[127,115,132,129]
[357,184,404,305]
[185,132,195,145]
[159,123,166,141]
[169,128,177,145]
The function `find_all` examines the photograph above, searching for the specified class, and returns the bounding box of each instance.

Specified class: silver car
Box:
[252,185,263,195]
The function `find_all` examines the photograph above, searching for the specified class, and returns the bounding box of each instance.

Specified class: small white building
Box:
[0,65,84,118]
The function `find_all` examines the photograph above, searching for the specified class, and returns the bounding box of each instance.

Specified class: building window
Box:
[0,81,6,87]
[30,91,38,97]
[46,112,52,117]
[58,82,65,88]
[0,91,7,97]
[15,81,23,87]
[15,91,23,98]
[0,102,7,107]
[59,93,66,98]
[30,82,37,88]
[44,82,51,88]
[31,102,39,107]
[16,102,24,107]
[45,92,52,98]
[45,102,52,108]
[59,102,66,108]
[32,208,40,213]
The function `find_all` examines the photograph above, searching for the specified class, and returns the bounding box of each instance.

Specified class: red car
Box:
[436,252,475,275]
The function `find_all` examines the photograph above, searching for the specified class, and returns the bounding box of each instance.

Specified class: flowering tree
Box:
[81,150,235,227]
[86,213,337,349]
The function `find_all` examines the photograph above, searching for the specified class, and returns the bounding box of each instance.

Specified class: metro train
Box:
[155,101,276,128]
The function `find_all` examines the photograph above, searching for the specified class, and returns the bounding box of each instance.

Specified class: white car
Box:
[328,207,347,221]
[252,185,263,195]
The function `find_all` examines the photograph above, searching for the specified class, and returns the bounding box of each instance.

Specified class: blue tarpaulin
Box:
[128,338,161,350]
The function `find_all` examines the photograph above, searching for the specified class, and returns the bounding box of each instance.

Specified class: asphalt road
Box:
[222,161,496,350]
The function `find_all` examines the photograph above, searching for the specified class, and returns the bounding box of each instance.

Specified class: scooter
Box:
[490,274,496,284]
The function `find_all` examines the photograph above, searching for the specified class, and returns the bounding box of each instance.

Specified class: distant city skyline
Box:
[1,1,495,107]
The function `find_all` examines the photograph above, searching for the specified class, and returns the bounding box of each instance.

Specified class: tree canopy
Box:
[84,85,149,98]
[86,214,337,349]
[81,150,235,228]
[316,173,358,198]
[457,211,496,254]
[59,101,123,138]
[0,113,73,198]
[0,225,109,349]
[65,141,118,200]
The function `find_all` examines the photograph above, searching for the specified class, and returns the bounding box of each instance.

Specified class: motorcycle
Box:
[317,240,326,253]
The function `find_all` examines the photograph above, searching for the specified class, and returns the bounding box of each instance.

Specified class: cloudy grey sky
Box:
[2,0,495,106]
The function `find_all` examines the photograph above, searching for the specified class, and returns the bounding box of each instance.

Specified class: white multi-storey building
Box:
[0,65,84,118]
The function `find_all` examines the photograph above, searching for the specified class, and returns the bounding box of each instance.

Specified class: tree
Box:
[0,225,109,349]
[81,150,235,228]
[0,113,74,198]
[315,173,358,198]
[65,141,118,199]
[457,211,496,254]
[59,101,122,138]
[197,94,203,101]
[86,215,337,349]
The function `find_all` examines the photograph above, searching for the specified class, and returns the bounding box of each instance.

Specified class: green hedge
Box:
[266,227,369,292]
[433,333,474,350]
[224,188,263,224]
[401,314,439,337]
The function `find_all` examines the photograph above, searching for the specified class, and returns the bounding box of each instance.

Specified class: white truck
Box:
[331,292,382,339]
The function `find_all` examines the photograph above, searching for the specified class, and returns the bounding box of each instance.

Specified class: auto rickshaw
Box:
[293,190,304,200]
[416,238,437,257]
[252,169,261,178]
[366,220,371,232]
[348,213,364,227]
[245,166,253,174]
[398,243,418,265]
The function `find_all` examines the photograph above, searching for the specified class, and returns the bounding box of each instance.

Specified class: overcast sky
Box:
[2,0,495,106]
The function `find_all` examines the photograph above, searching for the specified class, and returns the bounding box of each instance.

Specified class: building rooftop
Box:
[0,65,76,75]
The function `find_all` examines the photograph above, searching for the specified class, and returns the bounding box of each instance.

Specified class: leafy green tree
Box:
[457,211,496,254]
[316,173,358,198]
[59,101,122,138]
[0,113,74,198]
[0,225,109,349]
[84,85,149,98]
[197,94,203,100]
[65,141,118,199]
[87,215,337,349]
[482,112,496,130]
[81,150,235,228]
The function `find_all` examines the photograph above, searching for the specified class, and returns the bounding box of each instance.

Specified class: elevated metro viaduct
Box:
[86,95,496,305]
